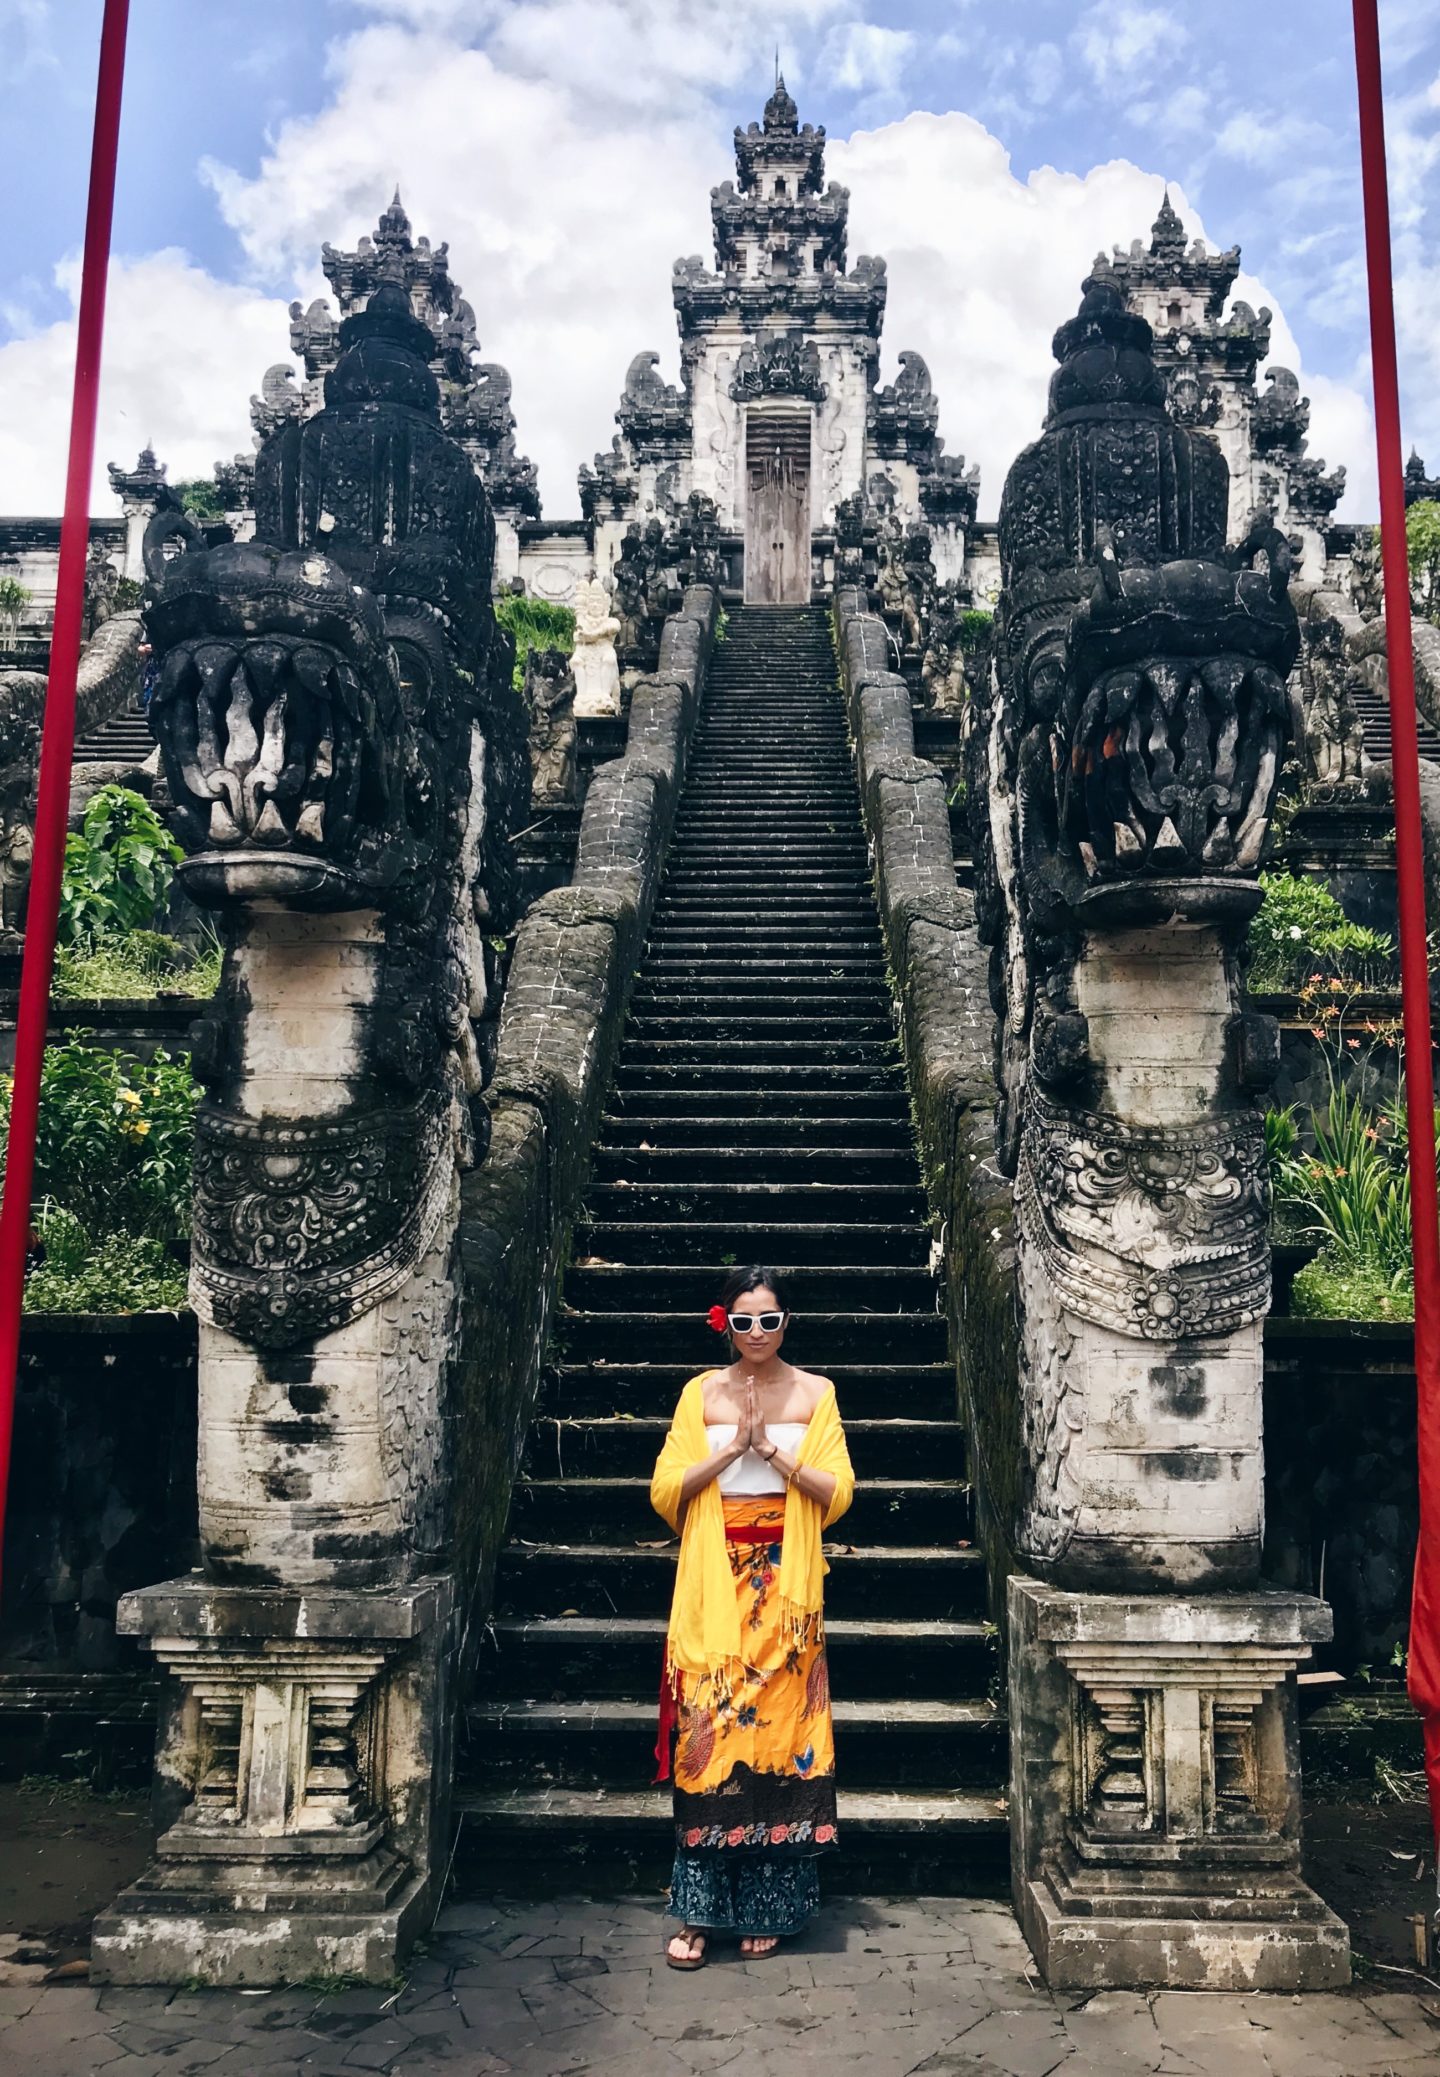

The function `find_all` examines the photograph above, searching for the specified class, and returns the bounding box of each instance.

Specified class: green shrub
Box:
[1291,1251,1413,1323]
[0,1041,197,1245]
[52,929,222,1002]
[493,592,576,693]
[23,1209,187,1314]
[1247,871,1394,992]
[59,786,183,947]
[956,609,994,653]
[174,478,224,520]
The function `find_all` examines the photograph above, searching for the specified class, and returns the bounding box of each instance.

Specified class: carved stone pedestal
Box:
[1009,1577,1349,1991]
[92,1575,453,1986]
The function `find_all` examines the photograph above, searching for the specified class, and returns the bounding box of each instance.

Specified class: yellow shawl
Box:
[650,1372,854,1706]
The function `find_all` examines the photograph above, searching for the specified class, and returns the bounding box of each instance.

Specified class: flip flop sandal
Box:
[743,1938,782,1958]
[665,1928,708,1970]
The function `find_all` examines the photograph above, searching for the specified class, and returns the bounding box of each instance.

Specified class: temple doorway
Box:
[743,407,812,604]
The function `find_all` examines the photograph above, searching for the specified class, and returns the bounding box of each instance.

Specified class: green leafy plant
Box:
[1407,498,1440,627]
[59,786,184,947]
[0,1041,197,1245]
[0,575,32,633]
[1272,1067,1424,1320]
[956,608,994,653]
[22,1209,187,1315]
[493,592,576,693]
[1246,871,1395,993]
[715,606,730,644]
[174,478,224,521]
[52,928,222,1002]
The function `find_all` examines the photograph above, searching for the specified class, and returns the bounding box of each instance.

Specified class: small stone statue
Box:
[571,577,623,717]
[1299,610,1367,787]
[1349,528,1384,622]
[524,647,577,801]
[920,585,971,716]
[84,540,121,634]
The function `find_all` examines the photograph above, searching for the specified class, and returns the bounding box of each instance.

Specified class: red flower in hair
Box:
[707,1304,729,1333]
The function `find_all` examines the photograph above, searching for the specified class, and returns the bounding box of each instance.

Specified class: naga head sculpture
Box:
[148,280,505,918]
[995,278,1297,926]
[144,276,530,1362]
[974,277,1298,1172]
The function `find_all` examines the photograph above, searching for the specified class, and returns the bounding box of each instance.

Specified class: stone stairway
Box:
[455,603,1007,1895]
[1350,678,1440,764]
[73,699,155,765]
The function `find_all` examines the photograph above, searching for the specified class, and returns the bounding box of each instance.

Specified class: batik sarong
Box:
[665,1496,836,1928]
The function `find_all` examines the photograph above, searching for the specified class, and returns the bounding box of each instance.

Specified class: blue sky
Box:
[1,0,1436,517]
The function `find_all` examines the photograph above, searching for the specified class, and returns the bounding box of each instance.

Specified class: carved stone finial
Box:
[763,72,799,132]
[1151,186,1186,256]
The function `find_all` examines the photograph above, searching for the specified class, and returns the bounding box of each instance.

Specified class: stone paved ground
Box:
[4,1896,1440,2076]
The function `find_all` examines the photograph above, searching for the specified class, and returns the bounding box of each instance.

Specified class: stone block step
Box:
[633,970,886,998]
[522,1415,965,1481]
[556,1306,945,1363]
[494,1543,986,1622]
[602,1090,909,1122]
[580,1179,926,1221]
[596,1114,910,1148]
[576,1220,926,1268]
[545,1358,954,1422]
[589,1146,918,1188]
[627,990,892,1020]
[447,1786,1009,1898]
[478,1614,994,1701]
[464,1696,1005,1792]
[508,1476,971,1547]
[609,1063,906,1095]
[617,1040,893,1071]
[639,949,883,969]
[621,1015,896,1046]
[565,1262,935,1313]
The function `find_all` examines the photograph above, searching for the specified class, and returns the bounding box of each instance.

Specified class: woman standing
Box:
[650,1267,854,1968]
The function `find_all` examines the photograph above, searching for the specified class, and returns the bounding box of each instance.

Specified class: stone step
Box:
[493,1543,988,1622]
[588,1146,918,1187]
[478,1614,994,1701]
[464,1696,1006,1792]
[558,1306,944,1365]
[621,1015,897,1045]
[447,1786,1009,1898]
[522,1416,965,1481]
[508,1477,971,1546]
[609,1063,907,1094]
[632,970,886,997]
[544,1359,955,1422]
[580,1178,926,1219]
[576,1220,927,1268]
[565,1262,935,1313]
[602,1090,909,1120]
[596,1113,910,1148]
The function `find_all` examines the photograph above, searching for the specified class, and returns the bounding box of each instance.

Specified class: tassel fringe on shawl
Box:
[650,1373,854,1772]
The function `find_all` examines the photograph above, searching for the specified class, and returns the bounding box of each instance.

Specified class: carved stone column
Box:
[94,280,527,1985]
[975,280,1347,1988]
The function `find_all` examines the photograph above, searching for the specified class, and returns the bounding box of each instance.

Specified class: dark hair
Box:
[715,1264,791,1315]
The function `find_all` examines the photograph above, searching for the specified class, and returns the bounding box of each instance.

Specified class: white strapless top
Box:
[707,1422,809,1495]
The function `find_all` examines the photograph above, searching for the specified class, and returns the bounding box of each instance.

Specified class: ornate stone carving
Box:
[1406,449,1440,506]
[975,277,1297,1589]
[730,327,827,404]
[1297,598,1367,786]
[571,576,622,717]
[1009,1581,1348,1990]
[524,646,577,802]
[146,277,528,1579]
[189,1087,454,1350]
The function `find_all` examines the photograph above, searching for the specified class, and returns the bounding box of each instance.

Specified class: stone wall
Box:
[447,582,718,1662]
[1264,1318,1418,1674]
[1,1314,199,1672]
[831,582,1021,1612]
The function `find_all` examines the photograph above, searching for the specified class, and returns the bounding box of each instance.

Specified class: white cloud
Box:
[0,9,1378,527]
[1073,3,1186,87]
[0,250,286,512]
[821,24,915,96]
[1215,110,1327,169]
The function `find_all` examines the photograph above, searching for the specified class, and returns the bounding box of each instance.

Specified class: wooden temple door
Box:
[744,409,812,604]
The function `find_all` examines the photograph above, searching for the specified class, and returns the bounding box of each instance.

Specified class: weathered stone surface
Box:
[1009,1578,1348,1994]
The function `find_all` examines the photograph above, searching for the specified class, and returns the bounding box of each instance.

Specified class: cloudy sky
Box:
[1,0,1437,521]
